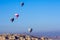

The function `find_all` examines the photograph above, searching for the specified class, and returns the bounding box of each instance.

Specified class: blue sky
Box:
[0,0,60,33]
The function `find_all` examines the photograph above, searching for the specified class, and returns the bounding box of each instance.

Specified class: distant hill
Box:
[31,32,60,37]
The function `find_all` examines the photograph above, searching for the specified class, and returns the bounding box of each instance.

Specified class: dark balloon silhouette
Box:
[21,2,24,7]
[10,18,14,22]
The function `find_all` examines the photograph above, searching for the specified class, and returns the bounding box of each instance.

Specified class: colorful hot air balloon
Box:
[28,28,33,33]
[10,18,14,22]
[15,13,19,18]
[21,2,24,7]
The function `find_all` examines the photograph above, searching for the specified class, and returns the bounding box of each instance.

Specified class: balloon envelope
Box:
[28,28,33,33]
[10,18,14,22]
[15,14,19,18]
[21,2,24,7]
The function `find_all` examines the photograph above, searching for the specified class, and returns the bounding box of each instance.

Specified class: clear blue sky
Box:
[0,0,60,33]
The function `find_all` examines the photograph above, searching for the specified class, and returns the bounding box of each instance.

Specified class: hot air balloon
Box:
[21,2,24,7]
[10,18,14,22]
[28,28,33,33]
[15,13,19,18]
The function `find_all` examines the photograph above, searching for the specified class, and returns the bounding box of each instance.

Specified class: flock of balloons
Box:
[10,13,19,22]
[10,2,24,22]
[10,2,33,33]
